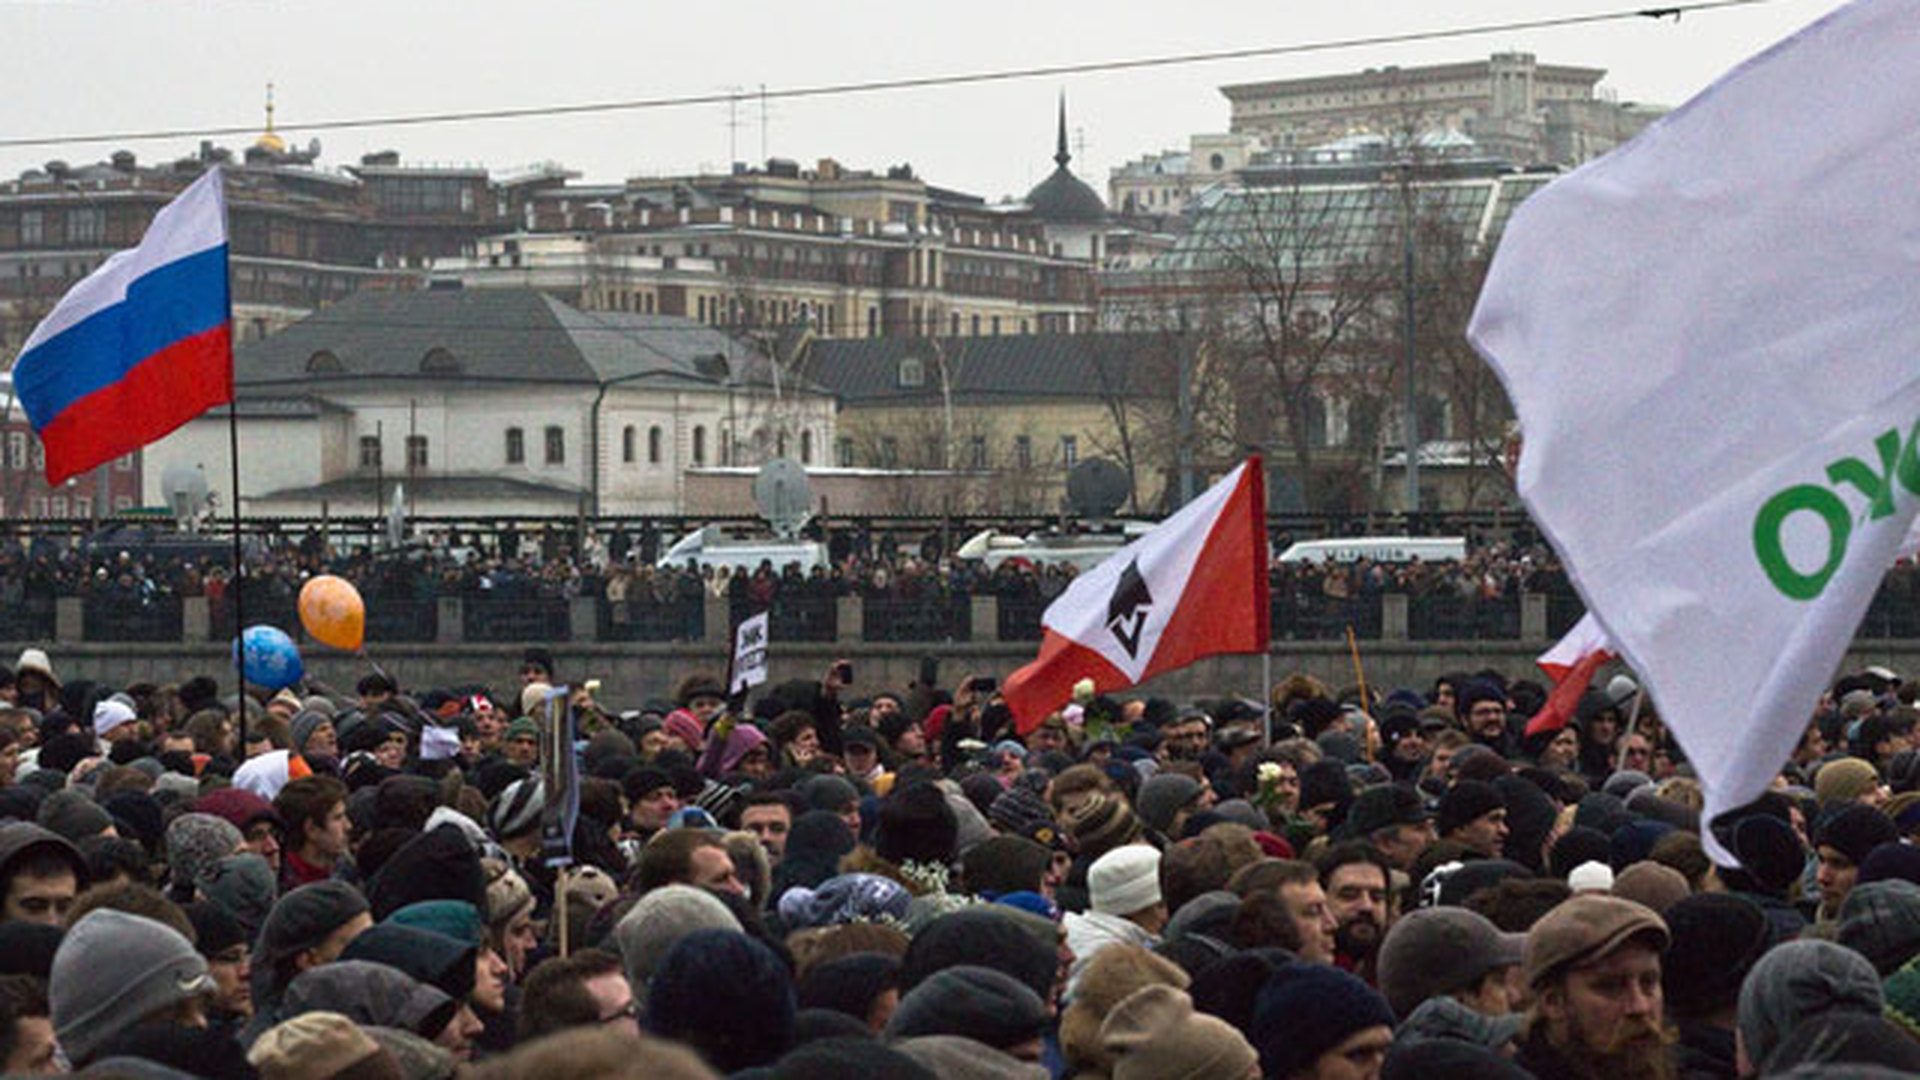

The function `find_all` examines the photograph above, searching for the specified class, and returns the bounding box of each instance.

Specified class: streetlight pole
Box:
[1397,166,1420,521]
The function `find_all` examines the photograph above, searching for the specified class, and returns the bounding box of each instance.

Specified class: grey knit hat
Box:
[612,884,740,987]
[1135,774,1203,836]
[37,789,113,843]
[50,909,213,1066]
[1736,939,1884,1069]
[197,852,278,939]
[165,812,243,891]
[1839,880,1920,976]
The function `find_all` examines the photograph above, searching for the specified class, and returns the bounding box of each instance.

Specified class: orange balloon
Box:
[299,575,365,651]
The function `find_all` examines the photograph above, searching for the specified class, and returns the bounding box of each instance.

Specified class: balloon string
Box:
[358,646,392,685]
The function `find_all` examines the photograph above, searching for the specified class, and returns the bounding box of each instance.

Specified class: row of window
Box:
[838,433,1078,471]
[4,432,133,474]
[355,424,820,471]
[0,494,135,517]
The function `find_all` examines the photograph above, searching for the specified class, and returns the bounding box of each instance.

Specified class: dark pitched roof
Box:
[236,288,780,391]
[799,333,1179,405]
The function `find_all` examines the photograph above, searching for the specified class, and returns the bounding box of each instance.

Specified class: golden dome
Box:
[254,82,286,155]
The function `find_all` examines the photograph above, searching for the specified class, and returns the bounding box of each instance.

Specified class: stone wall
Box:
[18,588,1920,707]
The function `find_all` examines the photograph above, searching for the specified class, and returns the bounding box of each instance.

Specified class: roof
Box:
[1153,171,1554,274]
[235,288,788,391]
[800,334,1179,405]
[1024,97,1106,226]
[254,474,586,503]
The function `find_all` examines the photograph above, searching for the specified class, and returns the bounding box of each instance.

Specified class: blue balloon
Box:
[235,625,304,690]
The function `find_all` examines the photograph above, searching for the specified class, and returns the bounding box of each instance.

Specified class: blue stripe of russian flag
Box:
[14,244,231,430]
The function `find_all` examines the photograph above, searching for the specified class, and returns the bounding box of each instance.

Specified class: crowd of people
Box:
[0,631,1917,1079]
[0,528,1582,643]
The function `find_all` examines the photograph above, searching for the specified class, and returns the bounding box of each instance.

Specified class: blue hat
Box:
[1253,963,1396,1079]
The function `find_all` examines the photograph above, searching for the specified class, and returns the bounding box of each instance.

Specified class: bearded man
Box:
[1516,894,1675,1080]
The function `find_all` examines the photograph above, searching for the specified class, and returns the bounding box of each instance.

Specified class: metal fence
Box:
[1408,593,1522,641]
[862,591,971,643]
[599,596,703,643]
[1271,592,1381,641]
[733,593,837,643]
[0,600,55,642]
[464,596,570,643]
[996,593,1048,642]
[83,596,183,642]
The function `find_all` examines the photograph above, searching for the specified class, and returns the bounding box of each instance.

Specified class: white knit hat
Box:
[1090,843,1163,916]
[1568,860,1616,893]
[92,700,137,738]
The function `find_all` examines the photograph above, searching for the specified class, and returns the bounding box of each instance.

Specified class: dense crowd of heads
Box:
[4,627,1920,1078]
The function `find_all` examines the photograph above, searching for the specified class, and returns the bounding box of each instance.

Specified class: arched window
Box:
[621,425,636,464]
[545,426,565,465]
[505,427,525,465]
[692,426,707,466]
[420,348,460,374]
[647,425,663,464]
[306,350,343,374]
[800,430,813,465]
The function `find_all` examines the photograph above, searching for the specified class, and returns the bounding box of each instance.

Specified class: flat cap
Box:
[1524,894,1668,990]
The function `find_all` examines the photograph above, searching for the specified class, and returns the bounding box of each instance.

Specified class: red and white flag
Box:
[1525,615,1617,737]
[1004,458,1269,733]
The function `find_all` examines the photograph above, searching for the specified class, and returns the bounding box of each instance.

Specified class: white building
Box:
[142,287,837,518]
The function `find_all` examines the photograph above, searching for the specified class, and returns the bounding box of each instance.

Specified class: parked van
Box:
[1276,536,1467,565]
[656,526,828,575]
[956,523,1156,571]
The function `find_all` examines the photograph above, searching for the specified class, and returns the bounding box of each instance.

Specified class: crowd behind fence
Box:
[11,525,1920,645]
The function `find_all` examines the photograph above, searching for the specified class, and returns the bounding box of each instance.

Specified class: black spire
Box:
[1055,92,1071,169]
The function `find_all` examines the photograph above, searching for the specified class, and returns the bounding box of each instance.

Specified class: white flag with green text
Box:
[1469,0,1920,864]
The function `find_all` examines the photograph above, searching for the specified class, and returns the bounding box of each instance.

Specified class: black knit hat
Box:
[1816,804,1901,866]
[1253,963,1397,1079]
[1454,681,1506,722]
[521,647,554,679]
[1437,781,1506,839]
[185,898,248,957]
[875,782,959,867]
[1662,893,1771,1018]
[1298,760,1354,826]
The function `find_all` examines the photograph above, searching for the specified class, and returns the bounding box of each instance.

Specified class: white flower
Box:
[1257,762,1283,783]
[1071,678,1097,705]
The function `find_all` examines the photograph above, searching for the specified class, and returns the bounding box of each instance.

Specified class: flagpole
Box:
[1615,687,1645,774]
[219,168,247,752]
[1261,649,1273,746]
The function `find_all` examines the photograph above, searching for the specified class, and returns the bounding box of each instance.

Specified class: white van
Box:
[1276,536,1467,565]
[656,526,828,575]
[956,523,1156,571]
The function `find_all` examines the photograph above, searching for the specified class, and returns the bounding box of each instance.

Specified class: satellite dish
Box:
[753,459,813,539]
[1066,458,1131,519]
[162,464,211,532]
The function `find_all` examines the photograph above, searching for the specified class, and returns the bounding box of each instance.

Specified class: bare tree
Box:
[1203,180,1393,510]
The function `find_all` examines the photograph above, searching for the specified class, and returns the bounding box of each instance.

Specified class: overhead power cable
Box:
[0,0,1782,151]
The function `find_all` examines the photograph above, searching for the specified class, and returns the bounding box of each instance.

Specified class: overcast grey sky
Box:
[1,0,1829,201]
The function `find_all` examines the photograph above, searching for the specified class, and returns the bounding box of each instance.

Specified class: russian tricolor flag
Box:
[12,169,233,487]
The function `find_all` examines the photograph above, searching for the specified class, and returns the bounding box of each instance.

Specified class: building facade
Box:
[1219,53,1662,168]
[0,373,142,520]
[796,333,1181,515]
[0,133,534,364]
[140,287,835,518]
[433,156,1100,342]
